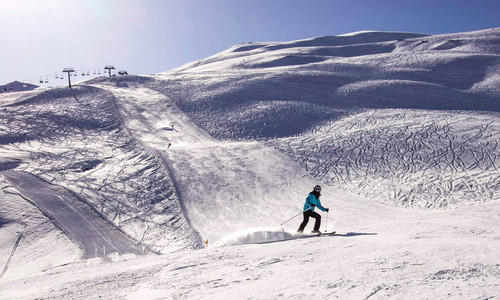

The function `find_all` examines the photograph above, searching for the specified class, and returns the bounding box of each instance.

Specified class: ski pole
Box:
[280,208,311,226]
[325,211,328,232]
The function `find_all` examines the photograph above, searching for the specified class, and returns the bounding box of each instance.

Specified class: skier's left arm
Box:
[316,199,329,212]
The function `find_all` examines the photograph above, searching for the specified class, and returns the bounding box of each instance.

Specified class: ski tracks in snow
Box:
[1,85,201,254]
[0,221,25,280]
[3,170,143,258]
[92,84,209,248]
[270,109,500,209]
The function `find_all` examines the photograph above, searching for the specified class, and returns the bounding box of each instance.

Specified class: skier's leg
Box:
[297,211,311,233]
[312,211,322,231]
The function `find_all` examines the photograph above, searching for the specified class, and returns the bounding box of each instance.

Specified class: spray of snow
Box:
[214,228,297,246]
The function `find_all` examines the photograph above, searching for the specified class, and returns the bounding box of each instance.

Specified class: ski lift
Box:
[74,72,77,77]
[55,74,59,79]
[93,70,96,75]
[60,74,65,79]
[86,71,90,76]
[82,72,85,76]
[44,77,49,83]
[39,77,43,84]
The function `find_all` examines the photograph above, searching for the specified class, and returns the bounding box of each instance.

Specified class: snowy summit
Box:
[0,28,499,299]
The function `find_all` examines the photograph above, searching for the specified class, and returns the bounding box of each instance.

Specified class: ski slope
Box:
[92,83,322,243]
[0,28,499,299]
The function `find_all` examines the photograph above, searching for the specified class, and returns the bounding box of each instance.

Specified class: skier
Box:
[297,185,329,234]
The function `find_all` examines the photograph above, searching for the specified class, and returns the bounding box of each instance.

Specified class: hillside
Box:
[146,28,500,209]
[155,28,499,140]
[0,28,499,299]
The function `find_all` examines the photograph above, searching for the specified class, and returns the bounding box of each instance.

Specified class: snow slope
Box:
[91,83,322,243]
[147,27,500,209]
[0,175,80,281]
[154,28,499,137]
[0,85,202,254]
[0,28,499,299]
[270,109,500,209]
[1,192,498,299]
[4,170,143,258]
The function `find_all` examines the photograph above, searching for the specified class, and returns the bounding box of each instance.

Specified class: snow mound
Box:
[337,30,379,36]
[215,228,297,246]
[265,31,427,51]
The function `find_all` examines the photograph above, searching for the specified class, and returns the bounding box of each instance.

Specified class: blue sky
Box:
[1,0,499,85]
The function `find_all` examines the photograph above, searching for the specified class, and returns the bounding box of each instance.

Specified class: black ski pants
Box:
[297,210,321,232]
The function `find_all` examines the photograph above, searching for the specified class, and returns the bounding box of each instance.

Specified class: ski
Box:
[298,231,336,238]
[322,231,336,236]
[313,231,336,236]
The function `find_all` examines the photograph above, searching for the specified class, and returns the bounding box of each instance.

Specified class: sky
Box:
[0,0,499,86]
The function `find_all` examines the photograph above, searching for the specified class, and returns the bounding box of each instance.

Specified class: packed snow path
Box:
[3,170,143,258]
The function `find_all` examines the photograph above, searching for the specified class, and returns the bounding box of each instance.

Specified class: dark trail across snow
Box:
[3,170,143,258]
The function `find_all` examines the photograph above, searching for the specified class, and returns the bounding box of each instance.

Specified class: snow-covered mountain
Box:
[0,28,499,299]
[148,28,500,209]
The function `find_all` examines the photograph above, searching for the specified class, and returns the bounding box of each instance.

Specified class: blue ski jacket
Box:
[303,193,326,212]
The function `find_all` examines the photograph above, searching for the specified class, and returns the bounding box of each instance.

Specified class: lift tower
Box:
[62,68,75,88]
[104,65,115,77]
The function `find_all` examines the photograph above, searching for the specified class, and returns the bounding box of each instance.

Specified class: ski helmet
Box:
[314,185,322,191]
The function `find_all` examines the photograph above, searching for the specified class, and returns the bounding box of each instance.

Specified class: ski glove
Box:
[326,208,329,212]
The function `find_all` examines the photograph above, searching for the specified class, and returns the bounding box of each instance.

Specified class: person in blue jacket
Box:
[297,185,329,234]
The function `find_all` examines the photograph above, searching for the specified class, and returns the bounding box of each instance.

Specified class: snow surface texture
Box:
[269,110,500,209]
[0,85,201,253]
[0,28,499,298]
